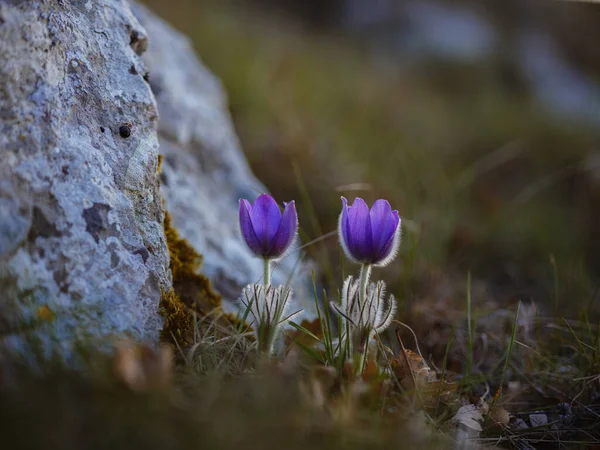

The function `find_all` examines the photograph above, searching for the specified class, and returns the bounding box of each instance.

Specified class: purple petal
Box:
[376,210,400,262]
[370,200,396,259]
[339,197,353,257]
[250,193,282,254]
[346,197,373,262]
[239,199,262,255]
[268,200,297,258]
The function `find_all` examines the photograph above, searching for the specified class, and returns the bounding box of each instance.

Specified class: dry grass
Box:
[2,296,598,449]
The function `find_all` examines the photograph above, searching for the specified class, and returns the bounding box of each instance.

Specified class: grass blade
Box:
[288,320,323,343]
[496,301,521,404]
[466,271,473,381]
[435,325,454,417]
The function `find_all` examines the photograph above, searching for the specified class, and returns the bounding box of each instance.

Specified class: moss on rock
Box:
[160,211,222,347]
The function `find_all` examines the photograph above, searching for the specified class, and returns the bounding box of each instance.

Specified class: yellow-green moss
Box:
[159,289,195,347]
[160,211,223,347]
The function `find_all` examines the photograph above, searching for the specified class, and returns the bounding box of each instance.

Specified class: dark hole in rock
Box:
[110,250,120,268]
[129,64,137,75]
[129,29,148,55]
[52,267,69,293]
[133,247,150,263]
[27,207,61,240]
[119,125,131,138]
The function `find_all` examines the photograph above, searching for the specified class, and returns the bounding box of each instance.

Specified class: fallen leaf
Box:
[393,349,434,389]
[489,406,510,427]
[392,348,457,407]
[452,404,485,432]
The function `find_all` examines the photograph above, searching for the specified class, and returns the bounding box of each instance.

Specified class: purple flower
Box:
[338,197,401,266]
[239,193,298,260]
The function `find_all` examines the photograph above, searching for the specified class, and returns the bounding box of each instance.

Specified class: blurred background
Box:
[143,0,600,330]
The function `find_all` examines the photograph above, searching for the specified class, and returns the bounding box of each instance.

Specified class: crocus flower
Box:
[239,193,298,260]
[338,197,401,266]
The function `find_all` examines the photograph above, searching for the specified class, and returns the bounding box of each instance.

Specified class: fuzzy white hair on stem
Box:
[238,283,302,356]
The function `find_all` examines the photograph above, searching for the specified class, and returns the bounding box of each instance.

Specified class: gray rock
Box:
[0,1,169,361]
[133,4,315,318]
[0,0,314,363]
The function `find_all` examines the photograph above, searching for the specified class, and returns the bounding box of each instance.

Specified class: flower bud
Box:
[338,197,401,266]
[239,193,298,260]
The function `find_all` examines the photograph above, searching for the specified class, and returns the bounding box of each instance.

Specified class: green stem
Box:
[357,340,368,375]
[353,264,372,375]
[263,258,272,286]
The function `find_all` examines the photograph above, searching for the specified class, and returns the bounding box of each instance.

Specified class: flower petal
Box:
[338,197,355,261]
[239,199,262,255]
[268,200,298,258]
[369,199,396,259]
[375,210,401,266]
[347,197,373,262]
[250,193,282,255]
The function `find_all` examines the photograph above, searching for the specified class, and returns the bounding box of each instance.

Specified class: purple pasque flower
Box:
[338,197,401,266]
[239,193,298,260]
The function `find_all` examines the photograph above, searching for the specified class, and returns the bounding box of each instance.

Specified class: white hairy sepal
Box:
[337,275,397,336]
[238,283,298,354]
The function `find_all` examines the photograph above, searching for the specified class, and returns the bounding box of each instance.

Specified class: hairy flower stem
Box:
[359,264,372,307]
[258,326,275,357]
[354,263,372,374]
[263,258,272,286]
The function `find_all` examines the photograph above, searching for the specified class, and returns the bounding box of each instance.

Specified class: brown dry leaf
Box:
[113,341,173,391]
[362,352,380,383]
[391,348,459,409]
[488,406,511,427]
[420,380,459,408]
[393,349,433,390]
